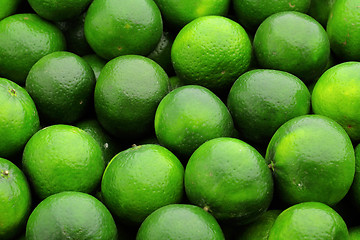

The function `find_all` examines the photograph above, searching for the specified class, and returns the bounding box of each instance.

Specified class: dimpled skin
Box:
[308,0,336,27]
[0,14,66,85]
[136,204,225,240]
[171,16,252,92]
[153,0,230,29]
[185,138,273,224]
[26,51,96,124]
[268,202,349,240]
[254,11,330,83]
[327,0,360,61]
[0,0,21,20]
[312,63,360,141]
[28,0,92,21]
[84,0,163,60]
[233,0,311,30]
[147,32,174,75]
[350,144,360,208]
[266,115,355,206]
[0,78,40,158]
[94,55,169,139]
[0,158,31,240]
[227,69,310,144]
[101,144,184,224]
[26,192,118,240]
[154,85,235,157]
[22,125,105,200]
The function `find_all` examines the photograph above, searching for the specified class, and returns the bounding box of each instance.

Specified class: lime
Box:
[0,78,40,159]
[84,0,163,59]
[154,0,230,29]
[268,202,349,239]
[136,204,225,240]
[168,76,184,91]
[171,16,252,92]
[350,227,360,239]
[0,14,66,85]
[233,0,311,31]
[26,51,95,124]
[94,55,169,140]
[0,0,21,20]
[101,144,184,224]
[312,62,360,141]
[22,125,104,199]
[154,85,234,157]
[185,137,273,224]
[82,54,107,80]
[266,115,355,206]
[327,0,360,61]
[28,0,92,21]
[0,157,31,240]
[350,144,360,209]
[308,0,336,27]
[227,69,310,144]
[147,32,174,75]
[26,191,118,240]
[254,11,330,83]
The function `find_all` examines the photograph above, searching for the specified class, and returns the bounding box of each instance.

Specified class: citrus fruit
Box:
[94,55,169,140]
[185,137,273,224]
[26,191,118,240]
[82,54,106,80]
[233,0,311,31]
[0,0,21,20]
[268,202,349,240]
[153,0,230,29]
[76,118,121,165]
[350,227,360,239]
[308,0,336,27]
[350,144,360,208]
[254,11,330,83]
[22,124,104,199]
[171,16,252,92]
[236,210,281,240]
[0,14,66,84]
[0,157,31,240]
[147,32,174,75]
[266,115,355,206]
[227,69,311,144]
[168,76,184,91]
[101,144,184,224]
[26,51,95,124]
[84,0,163,59]
[28,0,92,21]
[327,0,360,61]
[136,204,225,240]
[154,85,234,157]
[312,62,360,141]
[0,78,40,159]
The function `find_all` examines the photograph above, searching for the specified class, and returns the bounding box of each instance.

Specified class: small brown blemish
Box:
[79,100,83,105]
[9,89,16,96]
[24,17,29,20]
[289,2,295,8]
[348,125,352,129]
[221,71,226,75]
[203,206,210,212]
[117,46,123,51]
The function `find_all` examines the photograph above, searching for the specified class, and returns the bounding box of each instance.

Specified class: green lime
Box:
[236,210,281,240]
[147,32,174,75]
[22,125,104,199]
[350,144,360,209]
[153,0,230,29]
[168,76,184,91]
[350,227,360,239]
[312,62,360,141]
[227,69,310,144]
[268,202,349,239]
[327,0,360,61]
[26,191,118,240]
[28,0,92,21]
[82,54,106,80]
[0,0,21,20]
[154,85,234,157]
[76,118,121,165]
[84,0,163,59]
[308,0,336,27]
[101,144,184,224]
[266,115,355,206]
[185,137,273,224]
[233,0,311,31]
[136,204,225,240]
[171,16,252,92]
[26,51,95,124]
[0,78,40,158]
[254,11,330,83]
[94,55,169,140]
[0,14,66,85]
[0,157,31,240]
